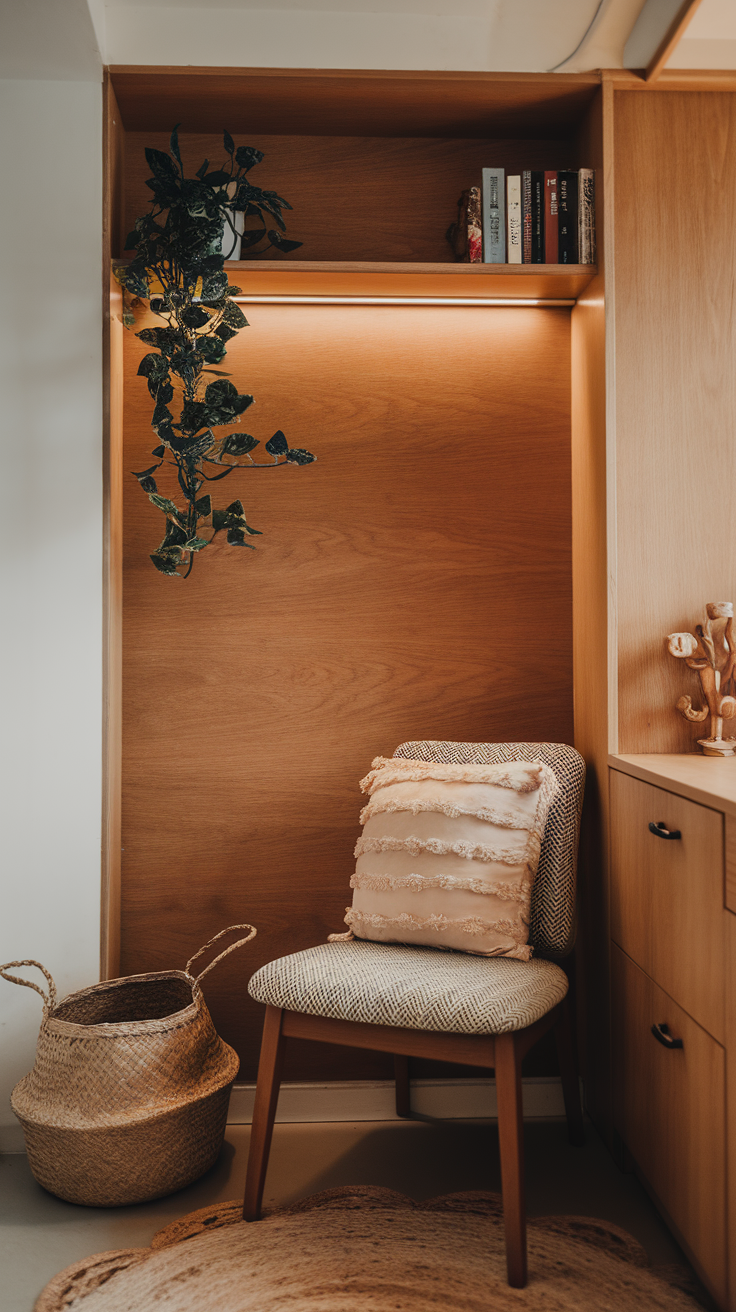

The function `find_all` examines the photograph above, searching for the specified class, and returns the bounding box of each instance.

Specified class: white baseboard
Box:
[228,1076,567,1124]
[0,1078,569,1154]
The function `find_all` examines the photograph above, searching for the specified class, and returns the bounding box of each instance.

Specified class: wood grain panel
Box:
[613,92,736,753]
[123,133,579,266]
[121,304,572,1080]
[570,84,612,1135]
[612,945,727,1305]
[726,813,736,916]
[110,67,599,139]
[610,769,725,1041]
[102,75,125,978]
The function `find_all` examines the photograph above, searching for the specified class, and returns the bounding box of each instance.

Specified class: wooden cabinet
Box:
[610,771,726,1040]
[610,760,735,1307]
[611,944,727,1305]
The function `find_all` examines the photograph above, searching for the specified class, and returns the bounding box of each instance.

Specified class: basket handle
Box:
[0,960,57,1015]
[186,924,257,985]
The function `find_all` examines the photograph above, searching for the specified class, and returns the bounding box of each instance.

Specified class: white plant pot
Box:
[219,209,245,261]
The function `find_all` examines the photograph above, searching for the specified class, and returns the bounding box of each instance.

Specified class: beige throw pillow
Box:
[334,756,559,961]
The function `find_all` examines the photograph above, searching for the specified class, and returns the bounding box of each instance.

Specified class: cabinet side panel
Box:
[102,73,125,978]
[572,84,611,1132]
[614,90,736,754]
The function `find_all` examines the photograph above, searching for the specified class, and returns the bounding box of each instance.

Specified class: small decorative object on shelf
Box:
[115,127,313,578]
[667,602,736,756]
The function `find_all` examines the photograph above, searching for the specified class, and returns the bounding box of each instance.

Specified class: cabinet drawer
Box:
[610,770,725,1040]
[612,944,727,1304]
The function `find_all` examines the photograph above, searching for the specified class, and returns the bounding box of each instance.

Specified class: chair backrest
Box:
[393,741,585,959]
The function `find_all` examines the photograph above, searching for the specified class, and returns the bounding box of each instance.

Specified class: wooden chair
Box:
[242,740,586,1288]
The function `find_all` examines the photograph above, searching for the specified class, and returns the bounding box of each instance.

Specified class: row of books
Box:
[448,169,595,265]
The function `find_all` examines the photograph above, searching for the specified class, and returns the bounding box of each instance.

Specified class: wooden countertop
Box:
[610,753,736,816]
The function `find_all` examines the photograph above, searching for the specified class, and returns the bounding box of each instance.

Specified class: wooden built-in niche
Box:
[105,67,602,1082]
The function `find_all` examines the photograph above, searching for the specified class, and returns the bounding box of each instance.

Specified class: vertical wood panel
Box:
[571,84,612,1134]
[121,303,573,1080]
[614,91,736,754]
[101,75,125,979]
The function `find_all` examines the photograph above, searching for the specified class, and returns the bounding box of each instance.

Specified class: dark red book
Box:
[544,171,558,263]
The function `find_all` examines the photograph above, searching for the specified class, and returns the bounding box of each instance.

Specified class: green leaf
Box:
[204,170,230,186]
[124,230,139,251]
[240,228,268,249]
[267,231,303,253]
[194,494,212,517]
[163,519,188,547]
[181,400,207,434]
[198,334,228,363]
[286,447,316,465]
[184,536,209,551]
[235,145,264,172]
[138,475,158,493]
[223,129,235,156]
[195,158,209,180]
[265,430,288,457]
[222,300,248,329]
[149,493,182,518]
[214,323,238,343]
[182,305,210,328]
[201,271,228,300]
[152,397,172,428]
[223,432,258,457]
[227,527,257,548]
[145,147,179,181]
[150,551,182,576]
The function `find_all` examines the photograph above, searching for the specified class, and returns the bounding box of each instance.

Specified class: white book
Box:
[481,168,505,263]
[507,175,522,264]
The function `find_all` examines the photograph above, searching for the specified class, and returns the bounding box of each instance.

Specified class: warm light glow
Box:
[231,295,575,308]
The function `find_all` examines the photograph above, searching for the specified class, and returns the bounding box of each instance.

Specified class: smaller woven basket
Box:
[0,925,256,1208]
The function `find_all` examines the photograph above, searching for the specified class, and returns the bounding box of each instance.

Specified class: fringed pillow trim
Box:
[360,757,557,797]
[350,871,532,903]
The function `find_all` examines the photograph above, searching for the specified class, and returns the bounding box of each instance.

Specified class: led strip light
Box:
[232,295,575,307]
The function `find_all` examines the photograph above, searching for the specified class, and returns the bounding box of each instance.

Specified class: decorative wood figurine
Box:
[667,603,736,756]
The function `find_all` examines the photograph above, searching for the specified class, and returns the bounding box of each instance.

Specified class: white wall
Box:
[0,78,103,1150]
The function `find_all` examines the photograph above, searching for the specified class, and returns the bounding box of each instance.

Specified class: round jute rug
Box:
[35,1186,704,1312]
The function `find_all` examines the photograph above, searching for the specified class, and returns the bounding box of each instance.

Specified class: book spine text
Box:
[507,175,522,265]
[522,170,532,263]
[544,171,558,263]
[482,168,505,263]
[558,171,579,264]
[578,169,596,265]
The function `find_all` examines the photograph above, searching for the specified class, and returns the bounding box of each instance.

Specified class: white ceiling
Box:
[1,0,734,82]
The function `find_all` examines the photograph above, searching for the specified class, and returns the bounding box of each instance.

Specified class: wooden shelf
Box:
[222,261,597,302]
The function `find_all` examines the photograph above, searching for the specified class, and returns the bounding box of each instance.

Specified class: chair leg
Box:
[494,1032,527,1289]
[243,1005,286,1221]
[554,995,585,1147]
[394,1054,411,1117]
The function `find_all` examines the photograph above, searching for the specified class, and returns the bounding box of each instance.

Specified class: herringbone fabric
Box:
[248,941,568,1035]
[393,742,584,958]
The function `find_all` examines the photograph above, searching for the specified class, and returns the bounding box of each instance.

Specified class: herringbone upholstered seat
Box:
[243,741,586,1292]
[249,941,569,1035]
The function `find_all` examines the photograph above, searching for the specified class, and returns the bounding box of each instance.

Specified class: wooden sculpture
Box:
[667,602,736,756]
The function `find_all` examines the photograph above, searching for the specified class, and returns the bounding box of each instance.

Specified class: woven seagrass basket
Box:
[0,924,255,1207]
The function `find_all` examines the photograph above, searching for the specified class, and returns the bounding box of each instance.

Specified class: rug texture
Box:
[35,1186,704,1312]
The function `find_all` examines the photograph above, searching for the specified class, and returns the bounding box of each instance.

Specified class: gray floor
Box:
[1,1118,707,1311]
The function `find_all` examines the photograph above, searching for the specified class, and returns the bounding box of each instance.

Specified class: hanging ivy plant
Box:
[115,127,314,578]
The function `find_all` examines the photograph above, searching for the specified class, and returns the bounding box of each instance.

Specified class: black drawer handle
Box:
[651,1022,683,1050]
[649,821,682,841]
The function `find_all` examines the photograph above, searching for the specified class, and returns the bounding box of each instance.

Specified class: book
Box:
[531,171,544,263]
[467,185,482,264]
[544,172,558,263]
[507,175,522,264]
[522,171,532,263]
[558,171,579,263]
[482,168,505,263]
[578,168,596,265]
